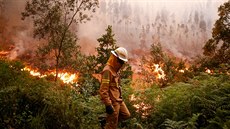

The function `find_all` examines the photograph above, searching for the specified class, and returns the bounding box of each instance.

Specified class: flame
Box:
[179,69,184,73]
[23,67,47,77]
[0,51,10,57]
[205,69,212,74]
[154,64,166,79]
[130,94,152,117]
[178,68,189,73]
[22,66,79,84]
[130,94,137,101]
[133,102,150,111]
[151,64,166,79]
[1,49,79,84]
[57,72,78,84]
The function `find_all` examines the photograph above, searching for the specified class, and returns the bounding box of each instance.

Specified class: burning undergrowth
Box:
[0,47,80,85]
[22,66,79,84]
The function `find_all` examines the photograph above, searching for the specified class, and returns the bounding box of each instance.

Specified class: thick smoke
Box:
[0,0,36,59]
[79,0,226,60]
[0,0,227,61]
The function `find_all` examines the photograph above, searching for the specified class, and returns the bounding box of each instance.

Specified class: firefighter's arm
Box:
[99,70,112,106]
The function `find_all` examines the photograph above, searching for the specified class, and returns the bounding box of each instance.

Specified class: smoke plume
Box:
[0,0,227,61]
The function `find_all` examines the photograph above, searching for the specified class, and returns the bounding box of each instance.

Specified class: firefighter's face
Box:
[107,54,125,72]
[117,58,125,65]
[115,57,125,71]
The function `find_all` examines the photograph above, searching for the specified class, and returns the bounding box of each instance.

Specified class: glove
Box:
[106,105,114,114]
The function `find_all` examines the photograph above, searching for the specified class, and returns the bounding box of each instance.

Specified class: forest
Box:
[0,0,229,129]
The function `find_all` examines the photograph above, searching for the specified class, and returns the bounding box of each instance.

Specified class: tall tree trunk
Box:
[54,2,83,82]
[55,55,59,82]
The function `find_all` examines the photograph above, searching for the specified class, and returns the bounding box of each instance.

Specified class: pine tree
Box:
[94,25,133,81]
[95,25,118,73]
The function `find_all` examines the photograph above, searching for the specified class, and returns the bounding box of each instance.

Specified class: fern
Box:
[160,119,187,129]
[194,75,230,129]
[186,113,205,129]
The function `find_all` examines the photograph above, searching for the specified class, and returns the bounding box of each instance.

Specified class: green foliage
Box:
[186,113,204,129]
[203,1,230,67]
[94,25,133,82]
[193,54,230,75]
[76,25,119,97]
[1,59,229,128]
[77,73,100,97]
[95,25,118,73]
[35,30,81,71]
[71,49,100,97]
[0,59,104,129]
[193,74,230,129]
[160,119,187,129]
[129,73,230,129]
[116,81,145,129]
[21,0,99,81]
[150,42,164,64]
[142,42,193,86]
[120,64,133,80]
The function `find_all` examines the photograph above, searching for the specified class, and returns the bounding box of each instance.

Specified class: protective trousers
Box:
[105,101,130,129]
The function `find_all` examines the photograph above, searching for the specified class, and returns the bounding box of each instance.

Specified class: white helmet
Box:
[111,47,128,62]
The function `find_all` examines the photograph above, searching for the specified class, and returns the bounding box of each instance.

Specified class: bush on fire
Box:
[0,59,104,129]
[129,73,230,129]
[1,59,230,129]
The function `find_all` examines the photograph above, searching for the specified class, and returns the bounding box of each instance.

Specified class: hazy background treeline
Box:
[0,0,229,129]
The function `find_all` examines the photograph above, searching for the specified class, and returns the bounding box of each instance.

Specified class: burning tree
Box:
[21,0,99,81]
[141,42,192,87]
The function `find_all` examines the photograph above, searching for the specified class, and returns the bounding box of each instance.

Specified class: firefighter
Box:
[99,47,131,129]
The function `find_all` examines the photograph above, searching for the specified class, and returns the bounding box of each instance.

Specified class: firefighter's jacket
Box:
[99,65,122,106]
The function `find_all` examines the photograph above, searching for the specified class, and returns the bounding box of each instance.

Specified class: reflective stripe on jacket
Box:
[99,65,122,106]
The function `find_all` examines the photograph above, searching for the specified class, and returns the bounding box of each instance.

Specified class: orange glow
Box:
[0,51,10,57]
[22,66,79,84]
[130,94,152,117]
[205,69,212,74]
[57,72,78,84]
[146,64,166,80]
[130,94,137,101]
[23,67,47,77]
[179,69,184,73]
[153,64,166,79]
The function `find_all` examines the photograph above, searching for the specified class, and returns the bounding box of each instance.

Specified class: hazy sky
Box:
[78,0,227,58]
[0,0,228,60]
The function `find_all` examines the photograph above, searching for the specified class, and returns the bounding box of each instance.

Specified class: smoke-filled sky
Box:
[79,0,227,59]
[0,0,228,61]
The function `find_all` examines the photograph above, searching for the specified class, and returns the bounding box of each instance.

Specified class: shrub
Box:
[129,73,230,129]
[0,59,104,129]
